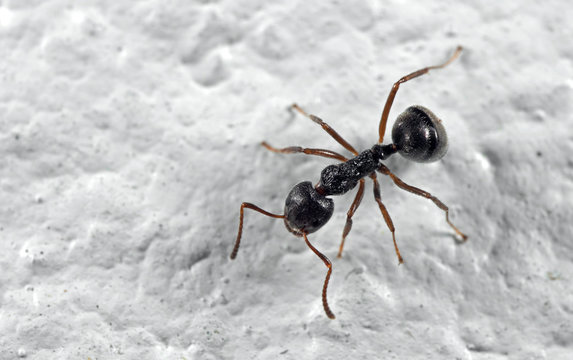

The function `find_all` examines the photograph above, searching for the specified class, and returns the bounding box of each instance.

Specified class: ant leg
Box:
[261,141,348,162]
[378,164,468,241]
[337,178,365,258]
[230,202,285,260]
[370,173,404,264]
[302,232,335,319]
[291,103,359,156]
[378,46,463,143]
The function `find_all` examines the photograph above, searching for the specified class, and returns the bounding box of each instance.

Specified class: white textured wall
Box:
[0,1,571,359]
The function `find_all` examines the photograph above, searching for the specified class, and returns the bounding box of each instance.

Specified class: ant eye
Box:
[391,106,448,163]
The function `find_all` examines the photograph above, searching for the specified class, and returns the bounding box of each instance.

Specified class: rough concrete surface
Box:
[0,1,572,359]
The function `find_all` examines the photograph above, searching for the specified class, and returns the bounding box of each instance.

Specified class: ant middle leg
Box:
[261,141,348,162]
[337,178,365,258]
[377,164,468,241]
[370,173,404,264]
[230,202,285,260]
[291,103,359,156]
[302,232,336,319]
[378,46,463,144]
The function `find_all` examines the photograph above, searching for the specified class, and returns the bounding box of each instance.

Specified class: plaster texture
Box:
[0,1,572,359]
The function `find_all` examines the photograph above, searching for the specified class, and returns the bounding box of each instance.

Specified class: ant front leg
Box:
[377,164,468,241]
[337,178,365,258]
[230,202,285,260]
[370,173,404,264]
[302,232,336,319]
[378,46,463,143]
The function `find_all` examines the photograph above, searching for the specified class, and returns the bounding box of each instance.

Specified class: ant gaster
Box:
[230,47,467,319]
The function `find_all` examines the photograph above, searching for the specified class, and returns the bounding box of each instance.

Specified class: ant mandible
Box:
[230,46,467,320]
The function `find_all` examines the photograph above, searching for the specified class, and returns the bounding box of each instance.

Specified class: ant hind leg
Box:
[378,46,463,143]
[377,164,468,241]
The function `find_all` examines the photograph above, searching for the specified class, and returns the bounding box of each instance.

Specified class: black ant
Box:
[230,46,467,319]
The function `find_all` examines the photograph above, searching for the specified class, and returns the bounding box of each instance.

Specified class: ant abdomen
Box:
[391,105,448,163]
[284,181,334,236]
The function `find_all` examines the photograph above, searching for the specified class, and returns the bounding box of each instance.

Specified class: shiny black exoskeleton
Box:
[392,105,448,163]
[284,181,334,236]
[283,106,448,236]
[231,46,467,321]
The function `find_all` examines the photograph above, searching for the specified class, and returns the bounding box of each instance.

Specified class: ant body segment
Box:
[230,47,467,319]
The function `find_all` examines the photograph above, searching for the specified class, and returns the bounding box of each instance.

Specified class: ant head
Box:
[391,106,448,163]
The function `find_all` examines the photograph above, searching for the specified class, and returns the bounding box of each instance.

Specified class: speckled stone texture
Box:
[0,1,571,359]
